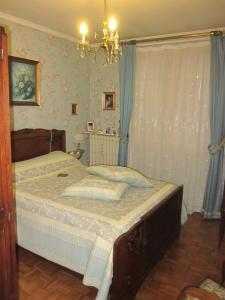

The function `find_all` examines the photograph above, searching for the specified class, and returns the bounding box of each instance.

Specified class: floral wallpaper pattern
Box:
[0,18,90,157]
[0,18,120,162]
[89,54,120,134]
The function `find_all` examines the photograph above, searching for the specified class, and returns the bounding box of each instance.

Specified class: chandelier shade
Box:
[77,0,122,64]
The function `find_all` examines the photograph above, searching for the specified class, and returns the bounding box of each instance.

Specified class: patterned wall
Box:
[89,53,120,134]
[0,18,120,162]
[0,18,90,156]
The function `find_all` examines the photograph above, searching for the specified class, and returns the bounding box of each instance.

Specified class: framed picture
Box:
[9,56,41,106]
[87,121,95,132]
[72,103,78,115]
[102,92,116,110]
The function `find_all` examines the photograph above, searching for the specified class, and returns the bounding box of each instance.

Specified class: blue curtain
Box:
[202,34,225,218]
[118,45,136,166]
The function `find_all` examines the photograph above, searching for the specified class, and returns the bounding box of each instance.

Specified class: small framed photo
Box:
[87,121,95,132]
[72,103,78,115]
[9,56,41,106]
[102,92,116,110]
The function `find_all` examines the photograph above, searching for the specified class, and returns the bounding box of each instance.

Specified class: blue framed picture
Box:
[9,56,40,106]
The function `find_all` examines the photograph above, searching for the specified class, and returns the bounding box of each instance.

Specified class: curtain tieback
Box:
[120,136,129,144]
[208,137,225,155]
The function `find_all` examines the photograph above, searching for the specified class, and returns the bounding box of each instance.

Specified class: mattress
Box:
[14,152,177,300]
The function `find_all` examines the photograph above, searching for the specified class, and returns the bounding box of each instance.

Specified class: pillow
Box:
[87,165,152,188]
[12,151,82,182]
[62,175,128,201]
[13,151,74,173]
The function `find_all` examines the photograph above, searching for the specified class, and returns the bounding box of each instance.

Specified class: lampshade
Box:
[75,133,87,143]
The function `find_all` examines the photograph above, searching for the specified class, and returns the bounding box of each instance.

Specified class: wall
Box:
[0,18,90,154]
[89,52,120,134]
[0,18,121,163]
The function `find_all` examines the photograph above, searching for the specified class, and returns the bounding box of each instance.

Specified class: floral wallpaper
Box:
[0,18,120,162]
[0,18,90,160]
[89,54,120,134]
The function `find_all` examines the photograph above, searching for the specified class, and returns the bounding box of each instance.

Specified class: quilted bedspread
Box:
[14,157,176,300]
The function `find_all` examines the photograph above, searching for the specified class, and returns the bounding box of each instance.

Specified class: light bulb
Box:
[80,22,88,35]
[80,22,88,44]
[108,16,117,32]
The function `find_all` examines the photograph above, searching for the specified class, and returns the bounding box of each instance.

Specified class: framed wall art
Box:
[102,92,116,110]
[72,103,78,115]
[9,56,41,106]
[87,121,95,132]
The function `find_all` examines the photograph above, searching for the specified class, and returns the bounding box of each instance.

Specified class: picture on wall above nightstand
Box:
[102,92,115,110]
[72,103,78,115]
[87,121,95,132]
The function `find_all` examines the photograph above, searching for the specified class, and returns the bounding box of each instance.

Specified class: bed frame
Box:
[11,128,66,162]
[11,128,183,300]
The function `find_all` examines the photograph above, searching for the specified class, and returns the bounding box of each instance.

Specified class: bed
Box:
[12,128,183,300]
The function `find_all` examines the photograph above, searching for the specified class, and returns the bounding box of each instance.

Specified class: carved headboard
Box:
[11,128,66,162]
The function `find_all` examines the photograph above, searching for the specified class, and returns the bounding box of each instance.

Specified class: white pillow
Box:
[13,151,74,172]
[12,151,82,182]
[87,165,152,188]
[62,175,128,201]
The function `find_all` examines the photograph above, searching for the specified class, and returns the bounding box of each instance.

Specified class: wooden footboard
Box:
[110,185,183,300]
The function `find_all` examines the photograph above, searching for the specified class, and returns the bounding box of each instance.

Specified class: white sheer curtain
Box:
[128,39,210,214]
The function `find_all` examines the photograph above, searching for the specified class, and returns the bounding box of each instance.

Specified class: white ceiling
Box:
[1,0,225,40]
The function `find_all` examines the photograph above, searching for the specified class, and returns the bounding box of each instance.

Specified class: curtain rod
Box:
[121,30,224,45]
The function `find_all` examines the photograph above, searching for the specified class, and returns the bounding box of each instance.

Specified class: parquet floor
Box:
[18,213,225,300]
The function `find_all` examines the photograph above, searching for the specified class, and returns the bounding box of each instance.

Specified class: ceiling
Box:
[1,0,225,40]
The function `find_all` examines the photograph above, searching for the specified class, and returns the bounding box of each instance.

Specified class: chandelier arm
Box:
[104,0,107,21]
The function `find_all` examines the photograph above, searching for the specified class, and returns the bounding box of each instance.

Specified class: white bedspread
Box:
[14,157,177,300]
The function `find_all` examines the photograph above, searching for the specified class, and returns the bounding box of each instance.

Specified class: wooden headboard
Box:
[11,128,66,162]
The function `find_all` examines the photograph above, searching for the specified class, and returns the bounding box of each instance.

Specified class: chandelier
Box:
[77,0,122,64]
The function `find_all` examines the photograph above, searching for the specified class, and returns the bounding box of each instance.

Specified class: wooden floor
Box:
[18,213,225,300]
